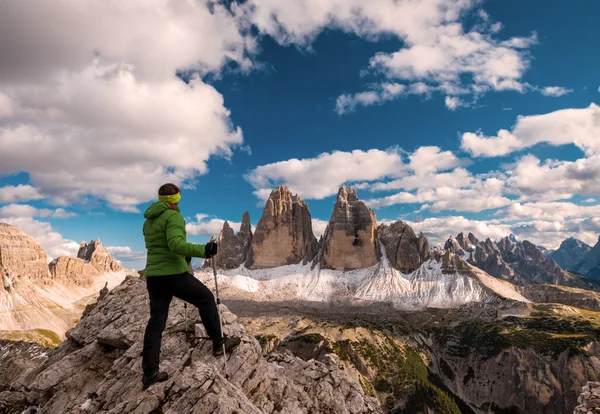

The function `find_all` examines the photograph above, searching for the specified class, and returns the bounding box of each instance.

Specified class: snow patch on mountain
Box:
[196,253,528,310]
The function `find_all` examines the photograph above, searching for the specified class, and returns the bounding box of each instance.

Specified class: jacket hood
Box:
[144,201,179,219]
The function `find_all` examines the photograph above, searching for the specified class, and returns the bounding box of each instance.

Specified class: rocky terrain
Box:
[321,186,379,271]
[445,232,573,285]
[547,238,592,271]
[246,186,319,269]
[0,275,380,414]
[574,381,600,413]
[377,220,430,273]
[0,223,125,343]
[518,284,600,312]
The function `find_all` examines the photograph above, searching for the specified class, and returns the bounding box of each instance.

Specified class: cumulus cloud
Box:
[461,103,600,157]
[311,218,328,239]
[506,154,600,201]
[498,201,600,222]
[540,86,573,97]
[186,214,242,237]
[0,203,76,219]
[336,83,406,114]
[444,96,466,110]
[245,149,405,200]
[0,185,44,204]
[0,1,254,211]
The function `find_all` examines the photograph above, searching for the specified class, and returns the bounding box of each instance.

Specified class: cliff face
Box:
[78,239,122,273]
[0,276,381,414]
[321,186,379,271]
[214,212,253,269]
[246,186,318,269]
[378,220,430,273]
[518,284,600,312]
[0,223,50,288]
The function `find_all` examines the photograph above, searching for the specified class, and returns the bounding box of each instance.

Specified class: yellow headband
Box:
[158,192,181,204]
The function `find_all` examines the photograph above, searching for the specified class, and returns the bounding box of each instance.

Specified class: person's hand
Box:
[205,241,218,258]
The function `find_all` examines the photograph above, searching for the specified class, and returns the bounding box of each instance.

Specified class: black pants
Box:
[142,272,221,377]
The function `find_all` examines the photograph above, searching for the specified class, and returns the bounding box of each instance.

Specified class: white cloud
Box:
[186,214,242,237]
[311,218,328,239]
[106,246,146,263]
[245,149,405,200]
[336,83,406,114]
[461,103,600,157]
[0,204,76,219]
[407,216,510,247]
[506,154,600,201]
[540,86,573,97]
[241,0,536,112]
[444,96,466,110]
[0,185,44,204]
[0,1,254,211]
[0,217,79,261]
[584,198,596,203]
[499,201,600,222]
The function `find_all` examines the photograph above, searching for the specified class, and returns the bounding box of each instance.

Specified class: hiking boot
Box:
[142,371,168,390]
[213,336,241,356]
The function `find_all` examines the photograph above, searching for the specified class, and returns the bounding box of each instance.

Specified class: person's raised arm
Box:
[165,213,206,258]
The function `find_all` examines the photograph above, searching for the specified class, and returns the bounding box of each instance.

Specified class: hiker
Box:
[141,183,240,390]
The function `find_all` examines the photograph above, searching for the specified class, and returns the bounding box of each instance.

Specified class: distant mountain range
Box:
[542,236,600,279]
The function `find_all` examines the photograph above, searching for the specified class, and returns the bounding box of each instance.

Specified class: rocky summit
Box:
[78,239,123,273]
[0,275,380,414]
[321,185,379,271]
[575,236,600,278]
[547,238,592,272]
[213,212,253,269]
[246,186,319,269]
[0,222,50,286]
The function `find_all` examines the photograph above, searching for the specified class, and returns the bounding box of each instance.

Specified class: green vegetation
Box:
[432,315,600,359]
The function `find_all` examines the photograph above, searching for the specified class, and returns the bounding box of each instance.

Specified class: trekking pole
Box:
[210,235,228,376]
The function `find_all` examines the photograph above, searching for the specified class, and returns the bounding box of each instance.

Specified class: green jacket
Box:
[142,201,206,276]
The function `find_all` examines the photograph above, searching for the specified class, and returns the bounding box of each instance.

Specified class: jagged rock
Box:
[48,256,100,287]
[519,284,600,312]
[444,235,464,254]
[246,186,318,269]
[378,221,430,273]
[214,212,253,269]
[0,276,381,414]
[78,240,122,273]
[321,186,379,270]
[0,223,50,285]
[547,238,592,271]
[575,237,600,278]
[497,237,572,285]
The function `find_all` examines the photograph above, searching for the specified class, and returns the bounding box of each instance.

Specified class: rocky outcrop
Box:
[0,276,381,414]
[246,186,318,269]
[78,239,122,273]
[547,238,592,271]
[48,256,100,287]
[215,212,253,269]
[378,220,430,273]
[574,381,600,414]
[0,223,50,288]
[519,284,600,312]
[321,186,379,271]
[575,237,600,278]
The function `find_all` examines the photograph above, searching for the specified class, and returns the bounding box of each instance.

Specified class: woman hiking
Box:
[141,183,240,390]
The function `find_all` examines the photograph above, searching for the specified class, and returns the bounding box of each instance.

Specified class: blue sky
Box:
[0,0,599,269]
